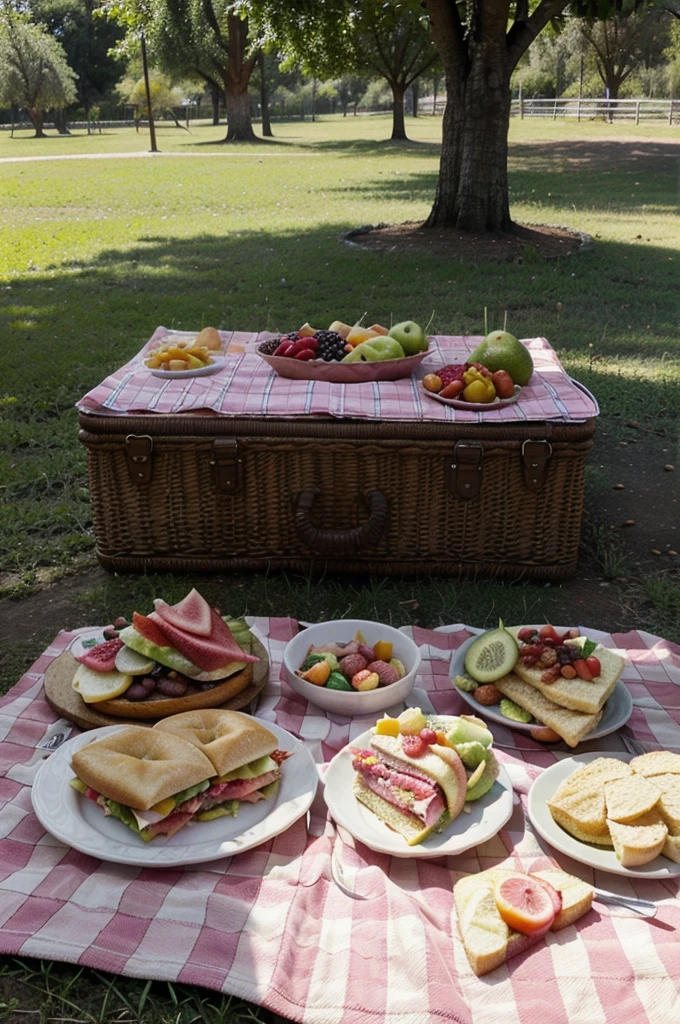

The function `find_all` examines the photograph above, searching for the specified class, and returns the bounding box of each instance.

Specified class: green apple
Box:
[388,320,428,356]
[341,341,383,363]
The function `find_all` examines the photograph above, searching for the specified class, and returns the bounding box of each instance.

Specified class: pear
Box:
[195,326,222,351]
[468,331,534,386]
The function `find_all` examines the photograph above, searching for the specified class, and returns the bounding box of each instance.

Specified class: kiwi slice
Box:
[464,625,518,683]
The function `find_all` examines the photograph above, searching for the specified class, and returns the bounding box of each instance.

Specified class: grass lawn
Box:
[1,108,679,1024]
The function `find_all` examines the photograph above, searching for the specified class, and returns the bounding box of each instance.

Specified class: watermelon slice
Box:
[75,637,124,673]
[132,611,173,648]
[154,589,212,637]
[148,608,259,672]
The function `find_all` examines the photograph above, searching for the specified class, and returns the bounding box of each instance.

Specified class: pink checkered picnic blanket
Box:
[1,620,678,1024]
[76,329,599,423]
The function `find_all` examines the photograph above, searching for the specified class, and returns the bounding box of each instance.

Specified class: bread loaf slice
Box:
[607,810,668,867]
[494,674,602,747]
[604,774,660,823]
[630,751,680,778]
[652,773,680,835]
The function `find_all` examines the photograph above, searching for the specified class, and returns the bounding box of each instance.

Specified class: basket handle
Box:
[294,488,389,555]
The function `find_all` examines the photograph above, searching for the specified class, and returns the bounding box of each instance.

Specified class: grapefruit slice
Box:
[492,873,558,936]
[72,664,133,703]
[153,589,212,637]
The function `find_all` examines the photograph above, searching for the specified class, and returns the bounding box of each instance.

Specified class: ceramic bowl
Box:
[282,619,420,715]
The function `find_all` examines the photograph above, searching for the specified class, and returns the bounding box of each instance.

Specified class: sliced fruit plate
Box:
[256,344,429,384]
[149,356,225,379]
[423,384,521,410]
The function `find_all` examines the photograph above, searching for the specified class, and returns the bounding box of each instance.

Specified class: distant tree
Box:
[335,73,368,115]
[579,9,669,101]
[0,10,76,136]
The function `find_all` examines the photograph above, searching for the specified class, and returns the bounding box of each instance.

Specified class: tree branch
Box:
[506,0,569,71]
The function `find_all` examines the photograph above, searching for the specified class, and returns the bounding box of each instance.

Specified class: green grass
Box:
[1,107,680,1024]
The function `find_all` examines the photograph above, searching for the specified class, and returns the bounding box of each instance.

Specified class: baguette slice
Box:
[607,810,668,867]
[507,629,624,714]
[662,834,680,863]
[454,867,593,976]
[604,774,660,824]
[495,674,602,747]
[630,751,680,778]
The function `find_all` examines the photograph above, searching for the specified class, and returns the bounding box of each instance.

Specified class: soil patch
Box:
[347,220,587,263]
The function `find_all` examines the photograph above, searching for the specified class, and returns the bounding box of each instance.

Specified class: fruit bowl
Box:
[282,619,420,715]
[256,344,430,384]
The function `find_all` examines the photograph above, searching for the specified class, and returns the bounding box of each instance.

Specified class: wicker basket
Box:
[79,414,595,579]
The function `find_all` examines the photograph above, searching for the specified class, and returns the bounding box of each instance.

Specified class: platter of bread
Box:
[451,624,631,747]
[528,751,680,877]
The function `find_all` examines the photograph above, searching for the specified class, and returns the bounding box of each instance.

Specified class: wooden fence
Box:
[511,97,679,124]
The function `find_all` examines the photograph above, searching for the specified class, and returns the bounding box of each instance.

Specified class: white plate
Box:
[450,633,633,743]
[31,723,318,867]
[323,727,514,858]
[423,383,521,410]
[149,357,225,379]
[528,752,680,878]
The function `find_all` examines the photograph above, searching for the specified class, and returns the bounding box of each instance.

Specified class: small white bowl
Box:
[282,619,420,715]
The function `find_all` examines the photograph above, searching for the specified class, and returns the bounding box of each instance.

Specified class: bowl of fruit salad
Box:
[282,619,420,715]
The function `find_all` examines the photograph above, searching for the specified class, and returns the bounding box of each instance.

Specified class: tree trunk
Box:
[211,84,220,126]
[27,108,45,138]
[54,109,70,135]
[258,50,273,137]
[390,82,407,140]
[225,88,257,140]
[425,55,513,231]
[412,79,420,117]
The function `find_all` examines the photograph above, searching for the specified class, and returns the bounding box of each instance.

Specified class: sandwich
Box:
[351,708,499,846]
[454,866,593,976]
[153,709,291,821]
[70,712,289,841]
[494,674,603,748]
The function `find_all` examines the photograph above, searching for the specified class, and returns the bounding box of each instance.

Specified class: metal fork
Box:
[37,729,70,754]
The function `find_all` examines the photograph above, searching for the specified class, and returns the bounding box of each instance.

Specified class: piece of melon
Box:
[72,664,133,703]
[154,588,212,636]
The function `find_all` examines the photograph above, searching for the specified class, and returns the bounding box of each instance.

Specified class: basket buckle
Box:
[521,439,552,491]
[211,438,243,493]
[125,434,154,485]
[448,441,483,500]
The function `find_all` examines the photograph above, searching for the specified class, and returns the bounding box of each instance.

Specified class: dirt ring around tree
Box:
[343,221,592,263]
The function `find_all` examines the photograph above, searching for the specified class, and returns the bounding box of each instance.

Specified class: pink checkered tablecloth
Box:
[1,620,678,1024]
[76,329,599,423]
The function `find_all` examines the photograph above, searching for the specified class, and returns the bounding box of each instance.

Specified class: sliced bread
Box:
[604,774,660,824]
[630,751,680,778]
[662,834,680,863]
[607,810,668,867]
[651,773,680,835]
[494,674,602,747]
[454,867,593,976]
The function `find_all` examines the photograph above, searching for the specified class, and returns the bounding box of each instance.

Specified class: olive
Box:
[113,616,128,629]
[157,677,188,697]
[102,627,119,640]
[140,676,156,691]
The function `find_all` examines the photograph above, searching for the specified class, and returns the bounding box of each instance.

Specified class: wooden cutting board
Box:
[44,637,269,730]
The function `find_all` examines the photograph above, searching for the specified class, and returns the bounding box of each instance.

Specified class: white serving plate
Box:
[149,356,225,379]
[323,726,513,858]
[423,384,521,410]
[31,723,317,866]
[450,631,633,744]
[528,751,680,878]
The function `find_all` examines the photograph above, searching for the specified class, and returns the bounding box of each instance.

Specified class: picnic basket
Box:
[78,411,595,578]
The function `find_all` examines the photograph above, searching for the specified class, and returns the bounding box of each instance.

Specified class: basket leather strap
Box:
[448,442,483,500]
[125,434,154,484]
[211,438,243,493]
[522,440,553,491]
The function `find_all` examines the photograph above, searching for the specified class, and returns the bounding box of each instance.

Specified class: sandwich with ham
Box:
[70,712,290,841]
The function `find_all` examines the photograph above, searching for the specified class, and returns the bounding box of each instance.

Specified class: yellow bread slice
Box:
[604,774,660,824]
[454,867,593,976]
[547,759,632,836]
[652,774,680,835]
[630,751,680,778]
[547,784,608,836]
[494,674,602,747]
[607,810,668,867]
[507,629,624,714]
[662,834,680,863]
[530,869,594,930]
[549,805,614,847]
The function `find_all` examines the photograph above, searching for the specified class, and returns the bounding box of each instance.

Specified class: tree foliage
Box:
[0,8,77,135]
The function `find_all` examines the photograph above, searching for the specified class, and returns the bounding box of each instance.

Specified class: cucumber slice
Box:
[464,627,518,683]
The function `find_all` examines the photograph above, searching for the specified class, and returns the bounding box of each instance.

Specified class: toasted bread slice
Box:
[630,751,680,778]
[507,629,624,714]
[607,810,668,867]
[652,773,680,835]
[494,674,602,747]
[454,867,593,976]
[604,774,660,824]
[530,869,594,930]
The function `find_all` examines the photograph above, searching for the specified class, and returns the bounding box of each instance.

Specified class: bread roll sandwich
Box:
[70,713,290,840]
[154,710,290,821]
[351,709,499,846]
